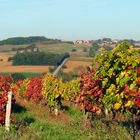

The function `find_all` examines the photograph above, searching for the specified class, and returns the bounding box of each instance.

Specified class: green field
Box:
[0,72,42,81]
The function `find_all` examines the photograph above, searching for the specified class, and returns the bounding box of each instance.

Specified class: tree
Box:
[89,43,100,57]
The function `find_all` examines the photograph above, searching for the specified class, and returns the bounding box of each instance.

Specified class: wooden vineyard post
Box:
[54,100,59,116]
[5,91,12,132]
[104,106,109,117]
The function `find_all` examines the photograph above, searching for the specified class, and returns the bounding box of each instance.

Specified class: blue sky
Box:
[0,0,140,40]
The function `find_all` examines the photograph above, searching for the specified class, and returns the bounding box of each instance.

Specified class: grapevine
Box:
[14,73,80,115]
[77,42,140,117]
[0,75,15,125]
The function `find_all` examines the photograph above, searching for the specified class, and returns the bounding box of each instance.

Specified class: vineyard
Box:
[0,42,140,140]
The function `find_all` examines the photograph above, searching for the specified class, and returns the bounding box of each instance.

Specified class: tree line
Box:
[10,52,69,66]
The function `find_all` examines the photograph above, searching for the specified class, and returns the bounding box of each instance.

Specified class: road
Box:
[53,58,69,76]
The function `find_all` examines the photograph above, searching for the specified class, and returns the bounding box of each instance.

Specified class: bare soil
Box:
[63,60,92,72]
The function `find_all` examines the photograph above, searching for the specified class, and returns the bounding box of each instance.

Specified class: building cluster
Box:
[97,39,119,48]
[17,46,39,53]
[73,39,119,46]
[73,40,91,44]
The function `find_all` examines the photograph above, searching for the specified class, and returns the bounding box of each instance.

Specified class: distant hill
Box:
[0,36,62,45]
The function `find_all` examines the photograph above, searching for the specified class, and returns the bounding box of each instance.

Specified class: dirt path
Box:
[53,58,68,75]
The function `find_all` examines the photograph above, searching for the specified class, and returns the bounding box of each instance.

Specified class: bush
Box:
[71,49,77,52]
[8,57,13,62]
[62,65,67,69]
[11,73,26,81]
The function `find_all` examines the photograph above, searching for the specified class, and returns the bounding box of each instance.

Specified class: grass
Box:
[37,42,91,55]
[37,43,76,53]
[0,102,89,140]
[0,98,140,140]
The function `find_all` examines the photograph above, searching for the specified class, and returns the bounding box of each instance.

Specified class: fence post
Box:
[5,91,12,132]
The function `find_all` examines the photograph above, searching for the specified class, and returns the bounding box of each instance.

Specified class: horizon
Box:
[0,0,140,40]
[0,36,140,42]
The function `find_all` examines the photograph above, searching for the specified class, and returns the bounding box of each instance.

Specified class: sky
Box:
[0,0,140,40]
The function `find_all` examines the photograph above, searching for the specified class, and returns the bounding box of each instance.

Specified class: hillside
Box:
[0,36,62,45]
[0,41,92,75]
